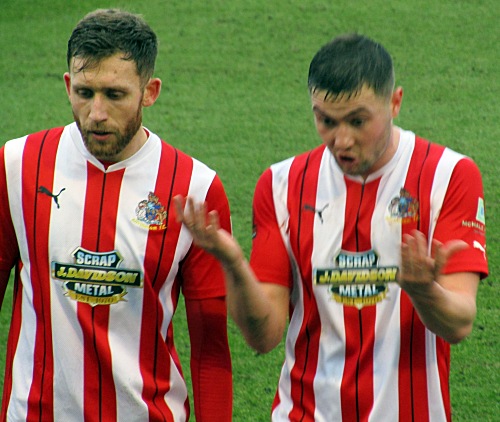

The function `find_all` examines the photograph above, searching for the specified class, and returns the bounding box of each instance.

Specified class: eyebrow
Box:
[72,83,128,93]
[312,105,371,119]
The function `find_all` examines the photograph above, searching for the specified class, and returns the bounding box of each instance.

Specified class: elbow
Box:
[242,322,284,355]
[444,323,474,345]
[231,312,285,355]
[247,335,281,355]
[441,320,474,344]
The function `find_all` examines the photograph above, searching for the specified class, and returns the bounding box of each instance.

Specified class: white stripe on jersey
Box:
[4,135,37,421]
[369,130,416,422]
[428,147,465,249]
[311,148,347,420]
[269,157,296,420]
[425,147,464,422]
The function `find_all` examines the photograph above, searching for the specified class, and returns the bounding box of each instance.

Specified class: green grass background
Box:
[0,0,498,420]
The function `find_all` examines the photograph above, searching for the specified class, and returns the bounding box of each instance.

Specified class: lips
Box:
[338,154,355,163]
[89,130,112,141]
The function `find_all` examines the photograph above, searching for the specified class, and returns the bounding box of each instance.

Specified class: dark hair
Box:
[308,33,395,100]
[67,9,157,84]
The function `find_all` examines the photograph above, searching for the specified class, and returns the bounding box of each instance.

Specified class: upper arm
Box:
[185,296,229,350]
[0,146,19,281]
[184,297,232,420]
[250,169,293,288]
[181,175,231,300]
[437,271,480,306]
[434,158,488,278]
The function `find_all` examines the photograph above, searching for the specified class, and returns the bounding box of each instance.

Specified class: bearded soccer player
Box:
[0,9,232,421]
[175,34,488,421]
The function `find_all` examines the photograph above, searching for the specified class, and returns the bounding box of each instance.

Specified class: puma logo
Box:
[473,240,486,259]
[38,186,66,209]
[303,203,329,224]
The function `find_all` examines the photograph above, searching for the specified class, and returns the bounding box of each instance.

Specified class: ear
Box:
[142,78,162,107]
[391,87,403,118]
[63,72,72,97]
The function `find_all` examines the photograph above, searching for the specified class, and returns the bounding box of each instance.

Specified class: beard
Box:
[74,107,143,162]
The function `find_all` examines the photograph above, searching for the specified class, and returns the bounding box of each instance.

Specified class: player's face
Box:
[64,53,160,162]
[311,85,403,179]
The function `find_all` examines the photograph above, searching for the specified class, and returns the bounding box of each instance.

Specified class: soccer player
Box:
[175,34,488,421]
[0,9,232,421]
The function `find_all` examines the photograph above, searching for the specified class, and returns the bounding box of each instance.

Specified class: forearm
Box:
[174,195,288,353]
[403,274,478,344]
[223,258,287,354]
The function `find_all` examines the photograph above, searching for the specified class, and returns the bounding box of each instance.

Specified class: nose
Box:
[88,94,108,122]
[332,124,354,150]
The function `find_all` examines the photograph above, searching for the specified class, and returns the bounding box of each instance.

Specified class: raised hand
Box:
[399,230,468,292]
[173,195,244,269]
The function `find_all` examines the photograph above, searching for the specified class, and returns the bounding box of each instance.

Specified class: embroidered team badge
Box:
[133,191,167,231]
[386,188,419,224]
[52,247,143,306]
[314,250,398,309]
[476,197,486,225]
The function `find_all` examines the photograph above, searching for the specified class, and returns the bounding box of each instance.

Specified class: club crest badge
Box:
[386,188,419,224]
[133,191,167,231]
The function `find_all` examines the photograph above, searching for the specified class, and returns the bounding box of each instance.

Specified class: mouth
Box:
[337,154,355,164]
[89,130,113,141]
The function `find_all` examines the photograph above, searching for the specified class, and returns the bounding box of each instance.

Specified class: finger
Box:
[433,239,468,273]
[443,239,469,258]
[207,210,221,232]
[414,231,428,258]
[401,231,433,281]
[173,195,185,223]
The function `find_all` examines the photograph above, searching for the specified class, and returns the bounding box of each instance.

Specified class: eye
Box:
[317,114,337,128]
[106,90,125,100]
[350,117,365,128]
[323,117,336,127]
[76,88,93,99]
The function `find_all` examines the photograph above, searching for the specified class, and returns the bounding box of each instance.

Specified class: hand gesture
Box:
[173,195,244,269]
[399,230,468,293]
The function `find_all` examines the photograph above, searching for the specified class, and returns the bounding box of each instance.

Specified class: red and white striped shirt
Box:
[250,129,488,421]
[0,123,232,421]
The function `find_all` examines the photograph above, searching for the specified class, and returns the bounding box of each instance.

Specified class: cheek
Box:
[315,124,332,142]
[365,119,389,142]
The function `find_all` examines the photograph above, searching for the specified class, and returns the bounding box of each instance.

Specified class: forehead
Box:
[311,85,387,114]
[69,53,141,87]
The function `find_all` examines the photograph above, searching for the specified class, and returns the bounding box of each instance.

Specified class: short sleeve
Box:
[0,146,19,271]
[250,169,292,287]
[433,158,488,278]
[180,174,231,299]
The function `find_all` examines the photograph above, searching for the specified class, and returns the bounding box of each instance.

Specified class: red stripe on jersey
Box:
[0,146,15,418]
[398,139,447,422]
[140,144,192,421]
[341,177,380,422]
[1,263,23,420]
[79,162,124,421]
[286,149,322,421]
[436,338,451,421]
[22,128,63,421]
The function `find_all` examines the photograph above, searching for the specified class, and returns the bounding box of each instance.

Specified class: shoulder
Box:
[259,145,326,185]
[2,126,67,163]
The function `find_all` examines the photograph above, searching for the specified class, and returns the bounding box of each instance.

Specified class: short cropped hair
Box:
[67,9,157,84]
[308,33,395,100]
